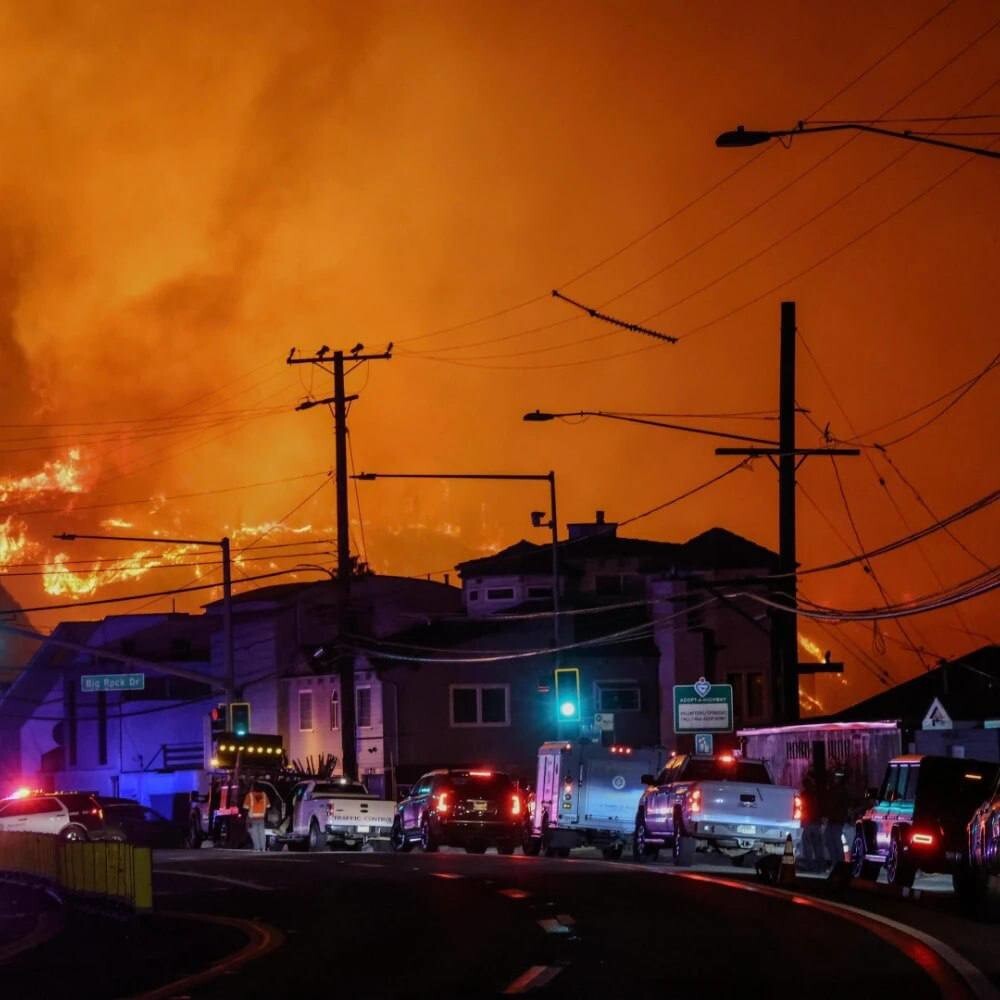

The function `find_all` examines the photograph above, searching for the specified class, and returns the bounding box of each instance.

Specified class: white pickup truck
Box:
[633,753,801,865]
[269,779,395,851]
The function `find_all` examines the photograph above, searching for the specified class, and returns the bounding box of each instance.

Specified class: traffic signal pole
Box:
[288,344,392,781]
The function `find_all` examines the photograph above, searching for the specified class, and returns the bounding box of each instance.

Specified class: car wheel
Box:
[391,818,413,853]
[602,844,624,861]
[886,833,915,889]
[307,819,326,852]
[850,829,880,881]
[522,829,541,856]
[419,816,438,853]
[59,824,88,842]
[633,814,659,862]
[672,813,695,867]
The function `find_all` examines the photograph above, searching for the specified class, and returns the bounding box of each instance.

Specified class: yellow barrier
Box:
[0,831,153,911]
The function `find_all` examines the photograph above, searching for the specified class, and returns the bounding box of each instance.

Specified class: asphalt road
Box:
[4,847,999,998]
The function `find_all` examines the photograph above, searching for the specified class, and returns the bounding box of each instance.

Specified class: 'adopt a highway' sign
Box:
[673,677,733,734]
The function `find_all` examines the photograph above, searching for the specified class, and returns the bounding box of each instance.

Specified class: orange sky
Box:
[0,1,997,712]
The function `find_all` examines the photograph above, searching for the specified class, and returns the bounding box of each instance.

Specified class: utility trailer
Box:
[524,741,667,858]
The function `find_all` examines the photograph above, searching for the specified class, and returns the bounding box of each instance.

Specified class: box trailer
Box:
[739,721,902,813]
[525,741,667,858]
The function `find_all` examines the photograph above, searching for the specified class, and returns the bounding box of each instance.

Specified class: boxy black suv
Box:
[391,769,522,854]
[851,754,998,888]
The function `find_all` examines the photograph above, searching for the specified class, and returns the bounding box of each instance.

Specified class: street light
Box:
[716,122,1000,160]
[523,409,778,446]
[352,471,562,656]
[54,531,237,703]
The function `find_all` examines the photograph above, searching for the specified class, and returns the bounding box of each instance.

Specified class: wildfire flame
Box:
[42,543,203,597]
[0,518,29,567]
[0,450,85,503]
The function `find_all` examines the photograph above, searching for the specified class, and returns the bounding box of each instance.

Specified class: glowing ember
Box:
[100,518,134,529]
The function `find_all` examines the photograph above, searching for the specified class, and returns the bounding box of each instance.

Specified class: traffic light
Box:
[229,702,251,737]
[554,668,581,724]
[210,704,226,736]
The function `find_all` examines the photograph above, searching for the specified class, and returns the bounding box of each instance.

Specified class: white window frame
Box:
[298,688,314,732]
[356,685,372,729]
[449,683,510,728]
[329,689,340,731]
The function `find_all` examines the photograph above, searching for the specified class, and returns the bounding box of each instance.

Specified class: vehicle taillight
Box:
[689,788,702,814]
[511,794,522,817]
[910,831,935,846]
[435,791,449,814]
[793,794,803,822]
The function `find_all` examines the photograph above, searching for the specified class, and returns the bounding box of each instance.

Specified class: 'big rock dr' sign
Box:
[673,677,734,733]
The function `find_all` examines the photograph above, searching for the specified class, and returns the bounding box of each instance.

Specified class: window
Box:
[597,681,641,713]
[356,686,372,728]
[299,689,314,732]
[527,586,552,599]
[329,690,340,731]
[449,685,509,727]
[486,587,515,600]
[468,590,479,601]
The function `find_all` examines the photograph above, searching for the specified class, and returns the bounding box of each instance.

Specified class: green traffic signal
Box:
[554,668,581,724]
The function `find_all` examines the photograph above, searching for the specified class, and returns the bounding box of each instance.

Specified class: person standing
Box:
[243,781,269,852]
[800,764,826,872]
[823,765,850,869]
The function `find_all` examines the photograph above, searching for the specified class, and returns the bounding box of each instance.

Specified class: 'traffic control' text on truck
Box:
[525,741,668,859]
[634,753,802,865]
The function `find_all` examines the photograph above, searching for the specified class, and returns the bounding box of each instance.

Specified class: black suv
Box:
[851,754,998,888]
[391,769,522,854]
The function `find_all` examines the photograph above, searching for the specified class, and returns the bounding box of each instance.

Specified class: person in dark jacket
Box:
[823,765,850,868]
[800,765,826,871]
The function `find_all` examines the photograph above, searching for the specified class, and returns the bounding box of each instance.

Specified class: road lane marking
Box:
[503,965,564,994]
[153,870,273,891]
[430,872,463,880]
[133,912,284,1000]
[498,888,530,900]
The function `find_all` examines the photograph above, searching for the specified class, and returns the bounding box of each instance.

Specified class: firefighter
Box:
[243,780,269,851]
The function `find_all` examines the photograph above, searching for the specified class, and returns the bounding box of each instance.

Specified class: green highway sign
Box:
[81,673,145,693]
[673,677,733,734]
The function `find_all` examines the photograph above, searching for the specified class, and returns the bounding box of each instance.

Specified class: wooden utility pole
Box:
[718,302,858,724]
[288,344,392,780]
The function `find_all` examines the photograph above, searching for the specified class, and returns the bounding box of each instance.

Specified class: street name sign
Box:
[81,673,145,693]
[673,677,733,734]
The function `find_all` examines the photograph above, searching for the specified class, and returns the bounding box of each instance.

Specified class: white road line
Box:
[536,918,571,935]
[503,965,564,994]
[430,872,463,880]
[153,869,273,891]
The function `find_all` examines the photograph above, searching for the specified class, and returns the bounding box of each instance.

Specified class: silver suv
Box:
[0,791,106,841]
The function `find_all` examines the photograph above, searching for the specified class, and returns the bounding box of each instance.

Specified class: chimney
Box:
[567,509,618,541]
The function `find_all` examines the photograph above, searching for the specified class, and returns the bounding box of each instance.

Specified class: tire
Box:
[850,829,881,881]
[633,814,659,863]
[419,816,439,853]
[672,813,695,867]
[59,824,88,842]
[886,833,916,889]
[391,819,413,853]
[602,845,624,861]
[522,832,542,856]
[307,819,326,852]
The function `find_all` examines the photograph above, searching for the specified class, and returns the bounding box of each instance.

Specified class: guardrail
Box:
[0,831,153,911]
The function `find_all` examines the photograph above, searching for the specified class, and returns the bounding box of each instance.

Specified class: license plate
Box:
[356,825,370,833]
[471,800,487,812]
[737,824,757,835]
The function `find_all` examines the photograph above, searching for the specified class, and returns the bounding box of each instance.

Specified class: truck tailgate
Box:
[694,781,798,838]
[326,798,395,828]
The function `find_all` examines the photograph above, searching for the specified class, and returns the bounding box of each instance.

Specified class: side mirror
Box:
[641,774,657,787]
